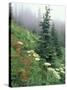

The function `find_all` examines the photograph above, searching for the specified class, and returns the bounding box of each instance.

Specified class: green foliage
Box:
[11,21,38,86]
[51,23,62,58]
[11,7,65,86]
[36,6,55,63]
[46,67,61,84]
[28,61,42,86]
[11,20,38,50]
[35,6,65,85]
[40,6,50,32]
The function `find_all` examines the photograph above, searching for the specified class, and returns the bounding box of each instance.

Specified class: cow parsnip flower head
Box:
[48,67,55,72]
[53,71,61,79]
[48,67,61,80]
[59,67,65,74]
[27,50,34,53]
[55,68,59,71]
[60,70,65,74]
[59,67,64,71]
[44,62,51,67]
[17,41,23,45]
[33,53,39,57]
[35,57,40,61]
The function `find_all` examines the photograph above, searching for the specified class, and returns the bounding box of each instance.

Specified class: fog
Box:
[11,3,65,32]
[11,3,65,45]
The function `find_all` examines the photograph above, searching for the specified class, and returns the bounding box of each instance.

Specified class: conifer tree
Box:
[51,22,62,58]
[37,6,53,62]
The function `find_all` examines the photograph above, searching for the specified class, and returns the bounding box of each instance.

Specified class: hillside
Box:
[11,21,41,86]
[11,21,39,50]
[10,21,65,87]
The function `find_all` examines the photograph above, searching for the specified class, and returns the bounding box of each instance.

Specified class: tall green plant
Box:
[36,6,54,63]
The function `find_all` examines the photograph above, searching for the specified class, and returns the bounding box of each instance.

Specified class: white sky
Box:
[23,4,65,22]
[12,3,65,22]
[50,6,65,22]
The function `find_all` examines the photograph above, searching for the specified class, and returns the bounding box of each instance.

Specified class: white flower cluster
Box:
[44,62,51,67]
[55,68,59,71]
[27,50,40,61]
[48,67,61,80]
[59,67,65,74]
[27,50,34,53]
[17,41,23,45]
[55,64,65,74]
[35,57,40,61]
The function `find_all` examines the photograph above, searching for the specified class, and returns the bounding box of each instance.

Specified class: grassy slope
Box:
[11,21,40,86]
[11,21,38,50]
[10,21,65,87]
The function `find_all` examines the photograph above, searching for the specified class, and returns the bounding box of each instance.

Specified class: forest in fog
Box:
[10,3,65,87]
[11,3,65,46]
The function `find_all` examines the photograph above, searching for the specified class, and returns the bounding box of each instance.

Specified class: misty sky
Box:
[12,3,65,22]
[11,3,65,45]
